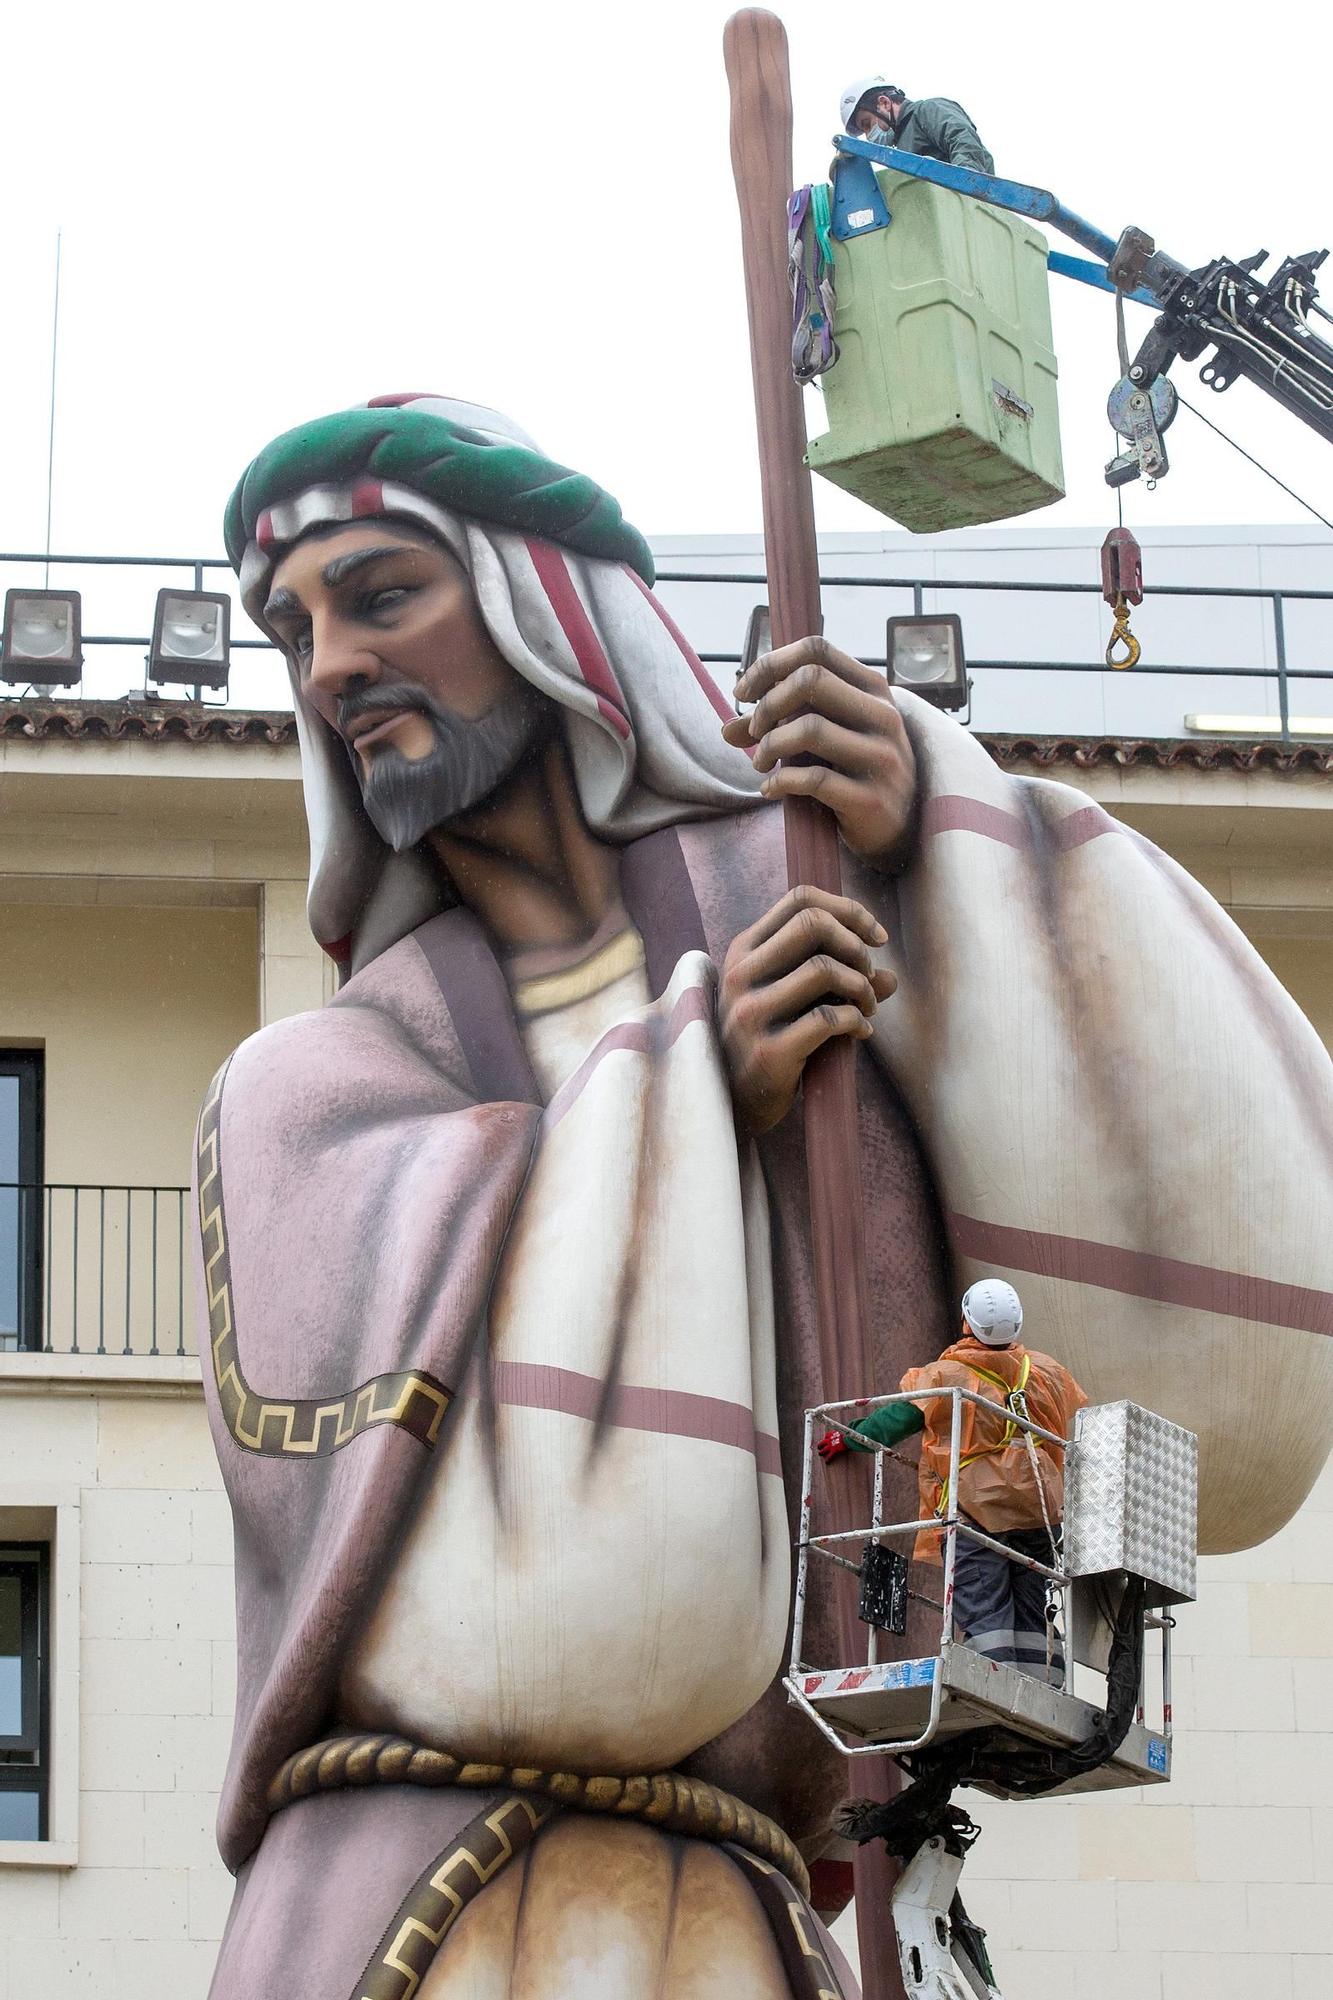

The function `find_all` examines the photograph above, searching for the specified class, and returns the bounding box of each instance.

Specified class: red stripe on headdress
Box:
[524,538,631,740]
[623,563,736,725]
[350,478,386,517]
[256,511,276,554]
[366,392,438,407]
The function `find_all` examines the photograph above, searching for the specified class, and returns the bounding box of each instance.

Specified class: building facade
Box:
[0,528,1329,1996]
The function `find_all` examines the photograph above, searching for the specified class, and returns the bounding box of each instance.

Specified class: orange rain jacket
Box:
[899,1336,1088,1561]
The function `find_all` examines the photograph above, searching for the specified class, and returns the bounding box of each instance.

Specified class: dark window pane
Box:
[0,1789,41,1840]
[0,1075,18,1351]
[0,1575,21,1735]
[0,1548,44,1837]
[0,1074,17,1178]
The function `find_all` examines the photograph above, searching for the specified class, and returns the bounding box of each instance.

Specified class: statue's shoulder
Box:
[209,925,472,1136]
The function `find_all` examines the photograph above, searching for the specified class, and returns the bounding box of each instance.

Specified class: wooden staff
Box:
[722,13,906,1999]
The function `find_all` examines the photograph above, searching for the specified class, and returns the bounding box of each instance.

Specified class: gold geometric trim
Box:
[353,1793,555,2000]
[197,1060,452,1458]
[726,1847,850,2000]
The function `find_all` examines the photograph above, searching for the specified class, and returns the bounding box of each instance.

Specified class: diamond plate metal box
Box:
[1064,1401,1197,1606]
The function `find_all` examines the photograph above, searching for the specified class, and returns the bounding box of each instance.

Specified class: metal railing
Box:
[0,1183,194,1359]
[786,1387,1174,1760]
[2,549,1331,740]
[665,572,1333,741]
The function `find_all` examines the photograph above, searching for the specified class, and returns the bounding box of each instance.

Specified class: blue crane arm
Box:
[1047,252,1158,310]
[831,136,1161,304]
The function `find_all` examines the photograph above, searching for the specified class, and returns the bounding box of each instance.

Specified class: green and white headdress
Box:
[226,395,758,973]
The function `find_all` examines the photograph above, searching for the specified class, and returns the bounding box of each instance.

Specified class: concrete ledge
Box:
[0,1353,202,1398]
[0,1839,79,1869]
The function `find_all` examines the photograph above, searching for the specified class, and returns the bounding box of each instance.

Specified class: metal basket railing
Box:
[785,1387,1174,1760]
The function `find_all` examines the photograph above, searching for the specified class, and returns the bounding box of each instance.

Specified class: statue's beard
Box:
[339,680,551,854]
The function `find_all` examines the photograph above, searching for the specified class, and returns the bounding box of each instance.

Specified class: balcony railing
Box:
[0,1184,195,1359]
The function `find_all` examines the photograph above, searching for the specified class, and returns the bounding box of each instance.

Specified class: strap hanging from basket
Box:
[788,183,839,383]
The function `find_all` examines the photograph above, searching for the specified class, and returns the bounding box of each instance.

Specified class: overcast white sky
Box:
[1,0,1330,564]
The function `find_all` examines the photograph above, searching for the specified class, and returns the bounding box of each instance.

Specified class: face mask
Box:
[865,121,895,145]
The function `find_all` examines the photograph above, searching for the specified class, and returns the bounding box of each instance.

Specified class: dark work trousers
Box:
[953,1522,1061,1683]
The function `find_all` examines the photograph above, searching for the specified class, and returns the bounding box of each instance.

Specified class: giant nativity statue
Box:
[195,394,1333,1999]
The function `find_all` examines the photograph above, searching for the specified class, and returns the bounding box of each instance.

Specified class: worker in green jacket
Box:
[840,75,995,176]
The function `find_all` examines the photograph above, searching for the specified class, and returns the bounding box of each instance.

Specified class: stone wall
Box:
[0,1369,234,1996]
[0,902,258,1190]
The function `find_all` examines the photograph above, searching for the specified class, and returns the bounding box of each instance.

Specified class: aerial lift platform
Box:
[788,1391,1197,1998]
[793,1641,1169,1800]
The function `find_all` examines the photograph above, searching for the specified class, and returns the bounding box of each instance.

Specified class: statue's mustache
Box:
[337,681,446,736]
[337,677,551,854]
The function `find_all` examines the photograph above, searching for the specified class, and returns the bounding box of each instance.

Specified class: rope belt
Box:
[265,1731,810,1898]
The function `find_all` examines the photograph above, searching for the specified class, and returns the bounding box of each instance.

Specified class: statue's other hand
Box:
[718,885,897,1136]
[721,635,917,870]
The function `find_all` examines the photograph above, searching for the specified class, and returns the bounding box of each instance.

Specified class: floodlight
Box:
[148,589,231,690]
[885,613,968,710]
[1,589,82,687]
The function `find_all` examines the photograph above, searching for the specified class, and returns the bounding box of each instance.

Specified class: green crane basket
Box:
[806,168,1065,532]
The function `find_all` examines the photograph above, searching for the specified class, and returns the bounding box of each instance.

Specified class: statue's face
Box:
[265,520,549,851]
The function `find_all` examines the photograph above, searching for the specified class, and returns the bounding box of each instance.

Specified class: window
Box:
[0,1051,43,1353]
[0,1545,48,1841]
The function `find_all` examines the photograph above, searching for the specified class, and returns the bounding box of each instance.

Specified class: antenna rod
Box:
[44,230,62,589]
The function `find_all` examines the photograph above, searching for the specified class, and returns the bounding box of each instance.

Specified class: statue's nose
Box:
[307,623,381,702]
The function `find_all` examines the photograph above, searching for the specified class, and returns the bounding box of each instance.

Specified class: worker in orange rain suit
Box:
[820,1279,1088,1682]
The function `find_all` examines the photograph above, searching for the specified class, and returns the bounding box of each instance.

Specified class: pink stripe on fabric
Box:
[490,1360,783,1474]
[1050,804,1122,850]
[623,564,738,726]
[366,392,437,407]
[923,795,1121,851]
[545,982,712,1129]
[525,537,632,739]
[256,511,276,555]
[950,1211,1333,1337]
[350,478,386,517]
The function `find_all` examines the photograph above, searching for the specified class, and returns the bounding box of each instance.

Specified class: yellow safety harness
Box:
[934,1352,1032,1518]
[935,1351,1063,1677]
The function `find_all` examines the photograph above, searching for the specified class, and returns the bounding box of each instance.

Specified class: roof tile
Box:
[3,701,1331,775]
[0,698,297,746]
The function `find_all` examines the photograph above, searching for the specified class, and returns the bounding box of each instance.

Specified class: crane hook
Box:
[1102,529,1144,669]
[1106,593,1141,670]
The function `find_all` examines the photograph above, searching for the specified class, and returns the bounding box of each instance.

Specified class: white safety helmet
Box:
[961,1279,1024,1347]
[840,75,894,133]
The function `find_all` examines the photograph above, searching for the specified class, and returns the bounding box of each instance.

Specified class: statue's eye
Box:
[364,587,410,617]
